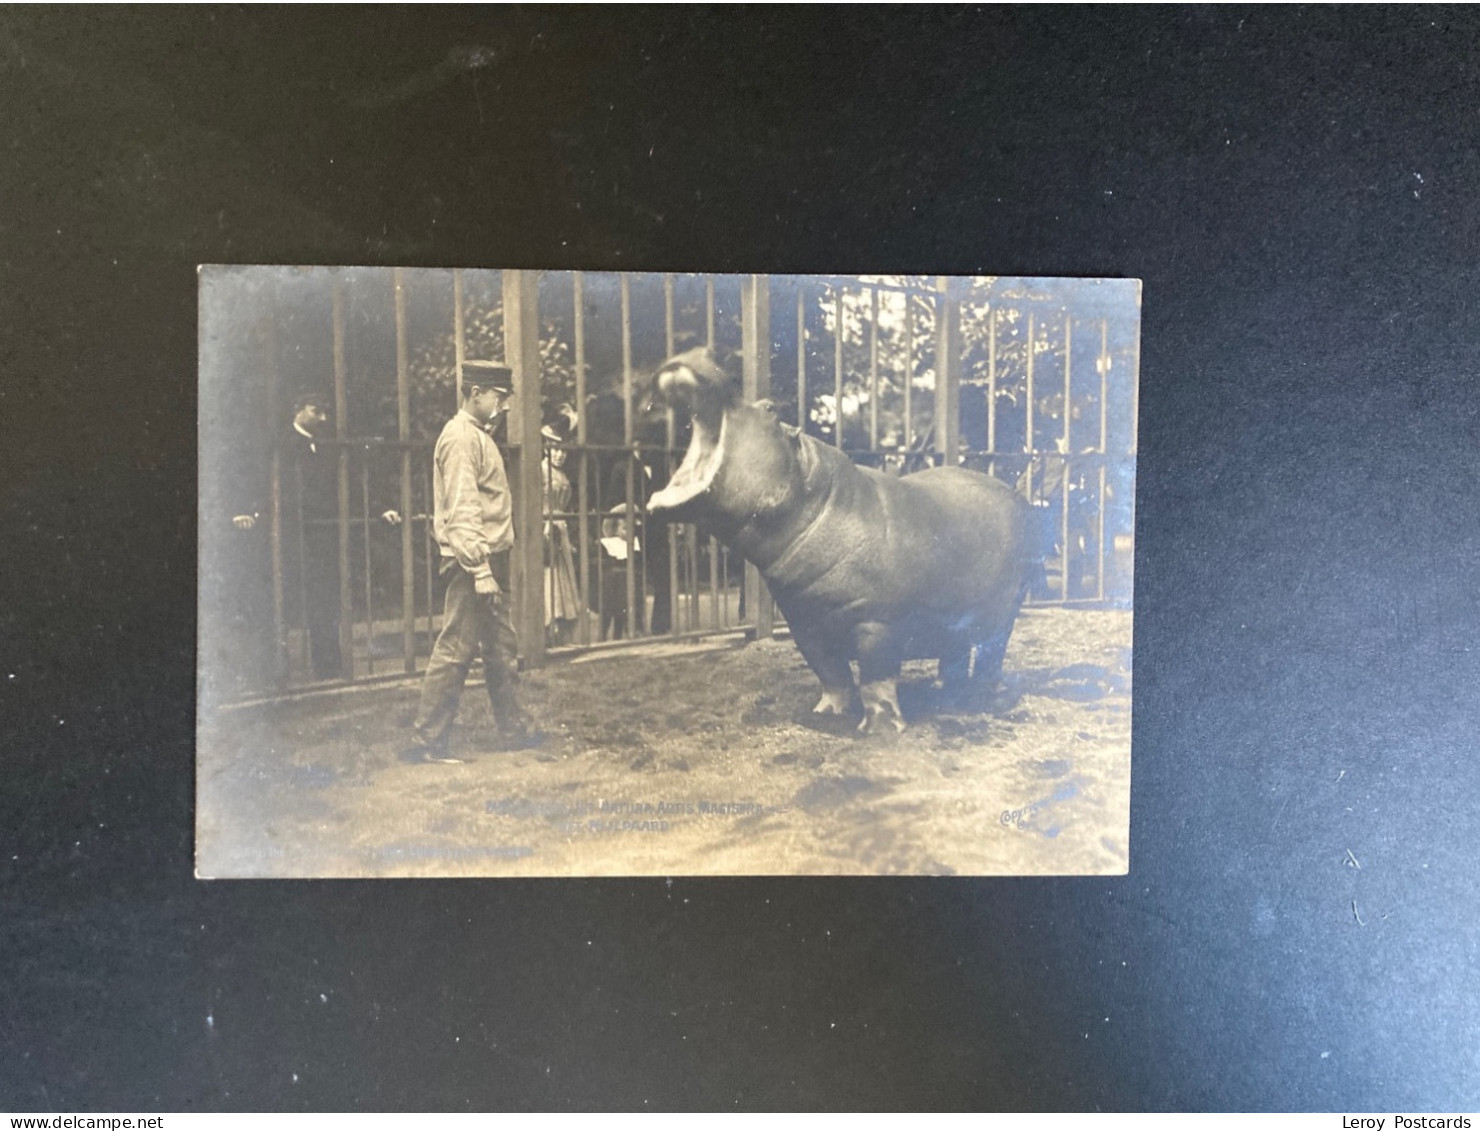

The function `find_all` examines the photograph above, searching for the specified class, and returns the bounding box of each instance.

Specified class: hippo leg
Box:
[939,648,969,684]
[972,624,1015,687]
[858,679,905,733]
[938,640,973,700]
[938,616,1017,711]
[946,621,1019,712]
[789,619,858,716]
[854,621,906,734]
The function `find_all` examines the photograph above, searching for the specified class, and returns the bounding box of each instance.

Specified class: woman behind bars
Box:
[540,406,583,646]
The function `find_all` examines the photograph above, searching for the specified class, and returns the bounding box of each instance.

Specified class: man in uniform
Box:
[406,365,541,763]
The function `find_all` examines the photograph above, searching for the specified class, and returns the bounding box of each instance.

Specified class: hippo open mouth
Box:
[648,359,729,513]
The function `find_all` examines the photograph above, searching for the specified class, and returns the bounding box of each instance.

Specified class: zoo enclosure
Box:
[228,270,1137,700]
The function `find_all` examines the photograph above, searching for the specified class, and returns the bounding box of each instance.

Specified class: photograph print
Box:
[197,267,1139,877]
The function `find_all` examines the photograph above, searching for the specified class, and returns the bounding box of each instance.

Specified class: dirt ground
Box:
[196,606,1132,877]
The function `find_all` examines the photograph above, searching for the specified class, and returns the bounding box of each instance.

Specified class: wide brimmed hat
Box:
[541,402,578,442]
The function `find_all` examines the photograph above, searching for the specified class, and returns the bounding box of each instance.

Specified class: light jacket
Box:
[432,410,514,579]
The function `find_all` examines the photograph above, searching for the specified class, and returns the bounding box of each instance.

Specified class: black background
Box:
[3,6,1478,1112]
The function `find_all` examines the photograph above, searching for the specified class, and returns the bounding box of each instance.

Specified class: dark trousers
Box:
[412,553,522,745]
[301,526,343,679]
[599,562,630,640]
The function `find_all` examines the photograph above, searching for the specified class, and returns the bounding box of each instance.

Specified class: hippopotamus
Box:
[647,347,1034,733]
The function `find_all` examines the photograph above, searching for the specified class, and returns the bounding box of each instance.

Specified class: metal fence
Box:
[211,269,1136,701]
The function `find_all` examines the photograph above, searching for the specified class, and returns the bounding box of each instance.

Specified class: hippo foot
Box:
[812,687,854,716]
[858,707,907,735]
[858,679,907,734]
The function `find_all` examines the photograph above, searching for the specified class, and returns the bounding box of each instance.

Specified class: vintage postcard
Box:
[197,268,1138,877]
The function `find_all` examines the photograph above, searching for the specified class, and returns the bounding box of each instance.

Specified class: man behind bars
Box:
[232,391,343,682]
[406,364,541,763]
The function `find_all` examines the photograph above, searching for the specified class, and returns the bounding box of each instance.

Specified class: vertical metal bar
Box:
[740,282,774,431]
[361,453,374,674]
[721,546,731,628]
[574,271,592,646]
[710,276,723,632]
[742,274,774,639]
[1025,311,1036,500]
[621,274,633,433]
[395,268,415,672]
[833,286,844,448]
[706,276,716,350]
[1098,317,1110,603]
[422,463,434,660]
[796,284,807,432]
[709,535,720,630]
[664,273,680,638]
[453,269,465,404]
[1100,315,1111,456]
[595,455,609,640]
[1063,310,1073,454]
[664,272,676,354]
[621,274,637,637]
[1062,313,1073,602]
[594,502,606,639]
[904,290,915,455]
[503,269,547,666]
[987,302,997,473]
[332,278,354,680]
[934,277,961,466]
[263,287,286,687]
[869,286,879,451]
[686,526,699,632]
[1061,448,1071,602]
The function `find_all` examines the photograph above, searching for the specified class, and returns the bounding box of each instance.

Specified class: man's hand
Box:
[381,510,402,525]
[474,573,501,597]
[232,514,257,530]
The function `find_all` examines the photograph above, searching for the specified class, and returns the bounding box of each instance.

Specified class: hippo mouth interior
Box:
[648,364,727,512]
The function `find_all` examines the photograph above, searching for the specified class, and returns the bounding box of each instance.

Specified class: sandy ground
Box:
[196,607,1132,877]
